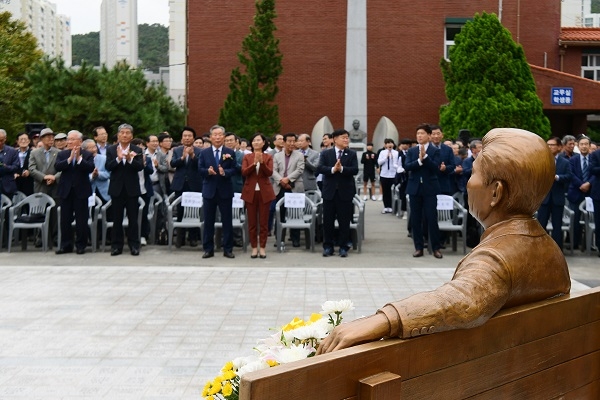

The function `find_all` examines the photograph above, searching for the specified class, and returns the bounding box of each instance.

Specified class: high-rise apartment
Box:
[100,0,138,68]
[0,0,71,66]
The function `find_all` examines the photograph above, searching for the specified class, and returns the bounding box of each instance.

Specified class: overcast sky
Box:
[51,0,169,35]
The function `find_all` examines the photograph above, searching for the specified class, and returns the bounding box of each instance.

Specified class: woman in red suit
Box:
[241,133,276,258]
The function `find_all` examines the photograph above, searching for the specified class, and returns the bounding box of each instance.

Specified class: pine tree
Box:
[439,12,551,139]
[218,0,283,138]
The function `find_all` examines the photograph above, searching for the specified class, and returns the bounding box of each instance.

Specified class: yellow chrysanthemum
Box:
[209,379,222,395]
[202,382,212,396]
[222,361,234,372]
[222,381,233,396]
[266,359,279,367]
[282,316,305,331]
[308,313,322,323]
[222,370,236,380]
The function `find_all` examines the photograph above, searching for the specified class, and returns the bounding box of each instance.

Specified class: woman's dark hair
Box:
[251,132,269,152]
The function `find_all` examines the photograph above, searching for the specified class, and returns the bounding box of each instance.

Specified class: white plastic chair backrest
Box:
[437,195,454,210]
[181,192,203,208]
[586,197,594,213]
[232,193,244,208]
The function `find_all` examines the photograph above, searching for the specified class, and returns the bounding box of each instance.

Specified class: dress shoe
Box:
[339,248,348,258]
[223,251,235,259]
[130,248,140,256]
[433,250,443,259]
[55,248,72,255]
[189,240,198,248]
[251,248,258,259]
[202,251,214,259]
[322,247,334,257]
[259,254,267,259]
[292,240,300,248]
[111,248,122,256]
[412,249,424,257]
[76,248,86,255]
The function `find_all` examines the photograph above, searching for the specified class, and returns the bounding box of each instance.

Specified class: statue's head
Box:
[468,128,554,224]
[352,119,360,130]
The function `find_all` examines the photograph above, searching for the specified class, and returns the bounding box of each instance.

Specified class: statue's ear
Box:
[490,180,503,208]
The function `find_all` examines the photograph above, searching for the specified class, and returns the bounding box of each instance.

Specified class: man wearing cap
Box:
[53,133,67,150]
[317,129,359,257]
[0,129,19,198]
[29,128,62,246]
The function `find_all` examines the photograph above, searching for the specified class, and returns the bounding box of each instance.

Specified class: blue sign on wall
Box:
[551,87,573,106]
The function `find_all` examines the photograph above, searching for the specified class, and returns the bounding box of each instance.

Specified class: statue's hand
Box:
[316,313,390,354]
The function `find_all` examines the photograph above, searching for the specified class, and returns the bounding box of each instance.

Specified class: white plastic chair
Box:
[436,194,468,254]
[7,193,55,252]
[166,194,204,250]
[57,195,103,252]
[275,195,316,253]
[0,194,12,252]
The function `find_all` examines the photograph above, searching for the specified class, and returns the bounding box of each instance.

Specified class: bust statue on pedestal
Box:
[349,119,367,144]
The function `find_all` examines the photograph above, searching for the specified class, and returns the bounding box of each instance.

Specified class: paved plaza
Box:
[0,201,598,399]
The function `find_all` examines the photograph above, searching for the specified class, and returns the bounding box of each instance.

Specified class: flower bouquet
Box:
[201,299,354,400]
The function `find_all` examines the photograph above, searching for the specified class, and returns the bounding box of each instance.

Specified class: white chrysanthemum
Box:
[321,299,354,314]
[232,355,259,371]
[255,331,285,353]
[270,344,314,364]
[237,359,270,377]
[286,318,330,341]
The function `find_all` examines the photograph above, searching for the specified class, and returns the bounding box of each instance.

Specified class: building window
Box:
[584,17,594,27]
[445,25,464,59]
[582,54,600,81]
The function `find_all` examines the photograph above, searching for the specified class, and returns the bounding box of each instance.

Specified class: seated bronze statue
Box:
[318,128,571,354]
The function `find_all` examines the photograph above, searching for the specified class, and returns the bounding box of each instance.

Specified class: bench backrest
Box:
[240,287,600,400]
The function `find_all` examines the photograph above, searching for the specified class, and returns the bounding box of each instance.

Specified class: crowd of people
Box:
[1,124,598,258]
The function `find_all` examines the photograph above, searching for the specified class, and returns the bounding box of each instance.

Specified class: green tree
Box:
[439,12,551,139]
[138,23,168,72]
[72,31,100,66]
[218,0,283,138]
[0,12,43,139]
[22,58,185,136]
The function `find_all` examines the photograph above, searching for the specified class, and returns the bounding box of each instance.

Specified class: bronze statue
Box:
[349,119,367,143]
[317,128,571,353]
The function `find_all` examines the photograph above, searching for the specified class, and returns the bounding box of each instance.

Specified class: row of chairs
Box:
[0,192,163,253]
[544,199,596,256]
[1,189,368,254]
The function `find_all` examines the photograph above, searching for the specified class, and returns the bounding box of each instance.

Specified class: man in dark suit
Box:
[0,129,19,199]
[430,125,456,195]
[105,123,144,256]
[567,136,594,250]
[55,130,95,254]
[406,123,442,259]
[536,137,572,249]
[317,129,359,258]
[198,124,238,259]
[170,126,203,248]
[589,142,600,256]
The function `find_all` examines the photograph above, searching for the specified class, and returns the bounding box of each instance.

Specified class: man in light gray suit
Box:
[29,128,62,246]
[83,139,110,203]
[272,133,305,247]
[296,133,319,191]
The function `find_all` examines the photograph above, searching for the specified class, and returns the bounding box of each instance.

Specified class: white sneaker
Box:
[371,196,377,201]
[378,195,383,201]
[141,237,147,246]
[362,195,368,201]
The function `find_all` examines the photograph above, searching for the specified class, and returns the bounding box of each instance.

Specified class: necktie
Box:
[337,150,342,160]
[387,150,391,169]
[583,156,589,182]
[215,149,220,167]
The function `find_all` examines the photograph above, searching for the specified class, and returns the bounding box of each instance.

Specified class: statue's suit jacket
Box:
[29,146,61,198]
[377,218,571,339]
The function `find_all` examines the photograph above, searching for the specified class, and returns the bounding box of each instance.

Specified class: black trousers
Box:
[111,192,140,250]
[323,191,353,251]
[60,188,89,251]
